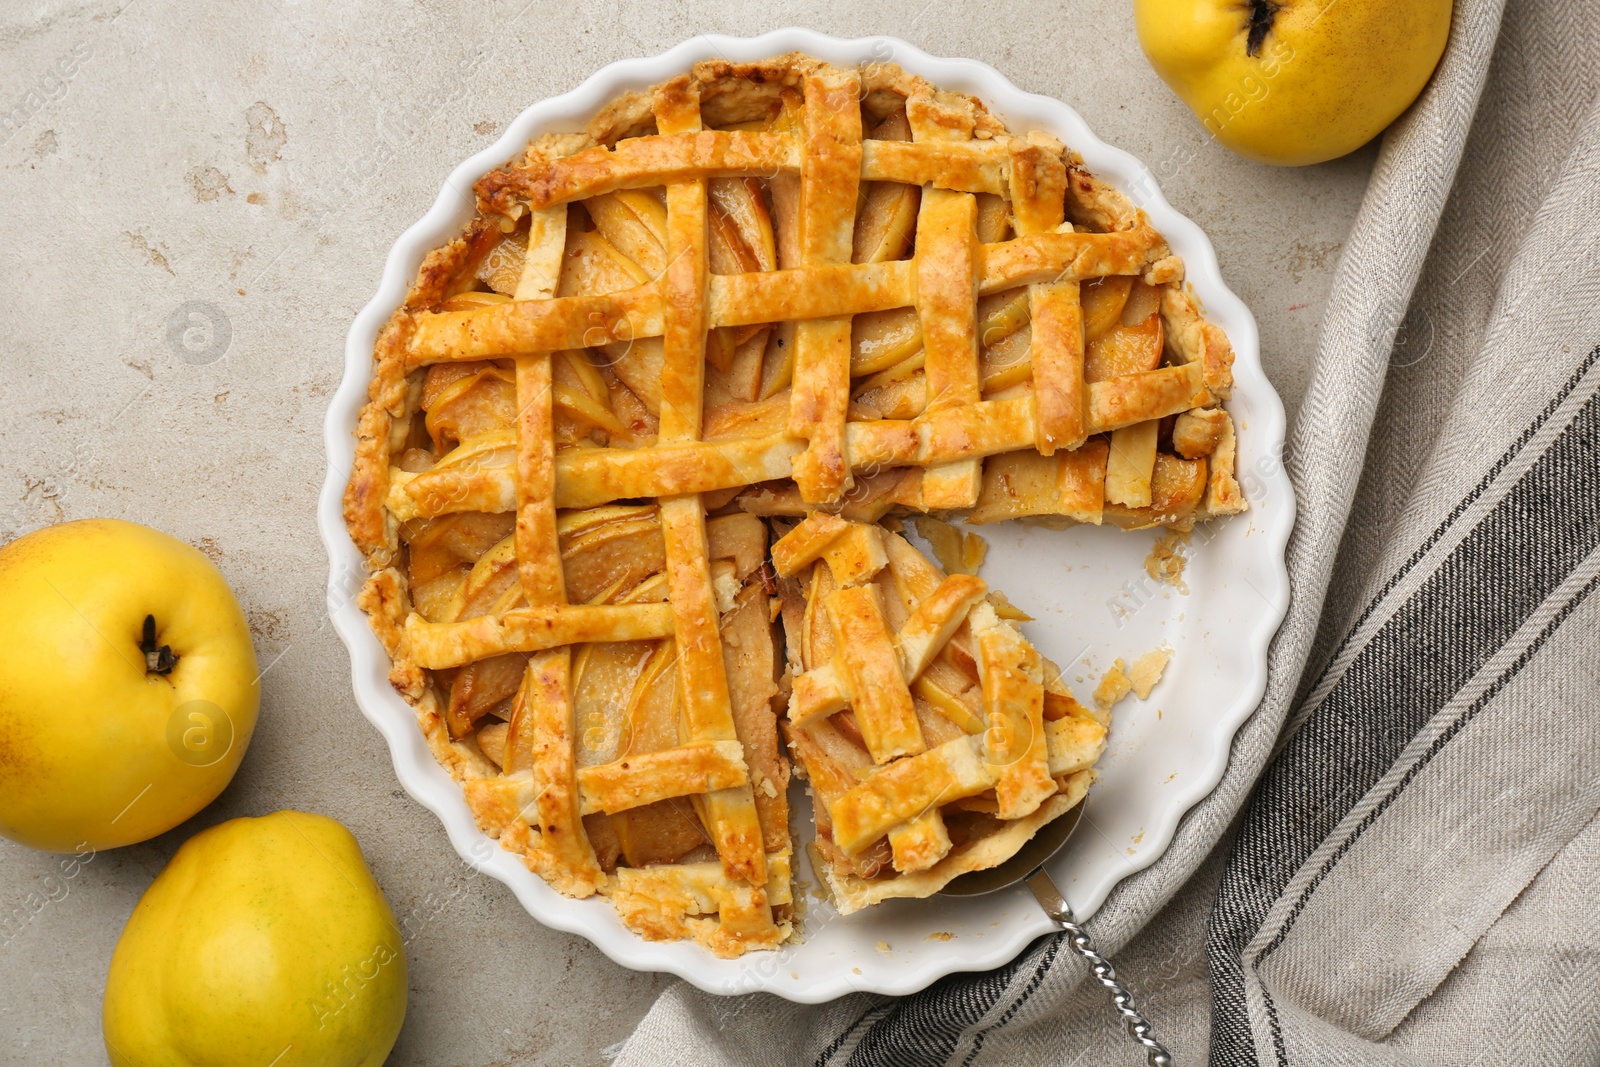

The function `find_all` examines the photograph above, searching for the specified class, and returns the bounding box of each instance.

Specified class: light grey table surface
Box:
[0,1,1372,1063]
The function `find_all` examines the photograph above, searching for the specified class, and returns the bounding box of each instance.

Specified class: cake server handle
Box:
[1024,868,1174,1067]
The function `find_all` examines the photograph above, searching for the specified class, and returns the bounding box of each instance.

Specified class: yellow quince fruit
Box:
[103,811,408,1067]
[1135,0,1453,165]
[0,518,259,852]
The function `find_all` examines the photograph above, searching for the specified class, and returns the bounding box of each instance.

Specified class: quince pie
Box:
[344,53,1245,956]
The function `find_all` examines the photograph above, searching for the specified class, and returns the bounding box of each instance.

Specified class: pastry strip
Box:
[387,364,1206,518]
[484,133,1021,210]
[829,735,993,855]
[576,739,749,816]
[908,92,984,508]
[1009,134,1085,454]
[825,584,925,764]
[652,80,772,898]
[973,605,1054,820]
[787,65,864,503]
[506,202,603,894]
[401,229,1163,368]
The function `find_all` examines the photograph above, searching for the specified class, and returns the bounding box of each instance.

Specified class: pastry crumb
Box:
[1145,530,1190,593]
[926,931,955,942]
[1128,646,1172,700]
[1095,646,1172,712]
[875,940,892,954]
[986,589,1033,621]
[1093,658,1132,712]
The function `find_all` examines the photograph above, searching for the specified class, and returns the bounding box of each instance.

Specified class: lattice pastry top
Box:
[771,512,1108,911]
[344,53,1246,956]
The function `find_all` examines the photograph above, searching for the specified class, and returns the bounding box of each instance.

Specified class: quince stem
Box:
[1246,0,1280,57]
[141,614,177,675]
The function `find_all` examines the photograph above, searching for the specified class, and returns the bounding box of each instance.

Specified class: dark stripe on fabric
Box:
[1207,352,1600,1067]
[1299,343,1600,702]
[815,1002,888,1067]
[956,935,1064,1067]
[844,935,1049,1067]
[1263,981,1289,1067]
[1261,564,1600,1065]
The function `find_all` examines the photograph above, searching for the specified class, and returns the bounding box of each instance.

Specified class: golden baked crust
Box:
[773,517,1109,910]
[343,52,1247,955]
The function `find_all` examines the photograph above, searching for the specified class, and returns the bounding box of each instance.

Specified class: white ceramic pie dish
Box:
[317,29,1293,1003]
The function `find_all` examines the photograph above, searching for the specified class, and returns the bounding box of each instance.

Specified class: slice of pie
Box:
[343,52,1246,955]
[771,513,1107,910]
